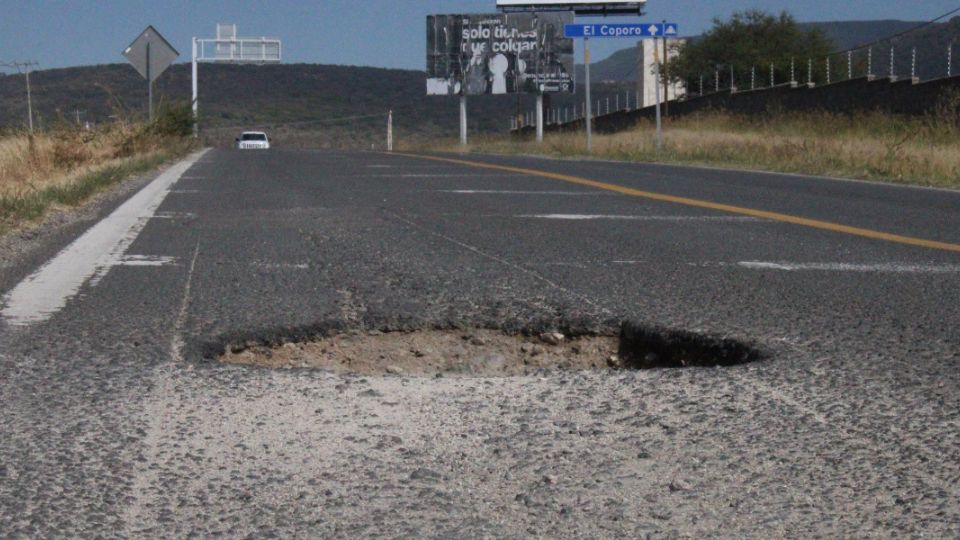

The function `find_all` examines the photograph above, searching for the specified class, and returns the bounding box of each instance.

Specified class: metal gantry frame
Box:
[191,24,281,137]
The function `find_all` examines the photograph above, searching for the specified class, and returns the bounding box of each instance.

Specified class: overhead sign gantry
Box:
[191,24,281,136]
[496,0,646,15]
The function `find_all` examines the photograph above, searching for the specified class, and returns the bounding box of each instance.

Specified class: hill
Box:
[0,63,532,147]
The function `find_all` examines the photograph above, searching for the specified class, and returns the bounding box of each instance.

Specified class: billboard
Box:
[496,1,646,14]
[427,12,574,96]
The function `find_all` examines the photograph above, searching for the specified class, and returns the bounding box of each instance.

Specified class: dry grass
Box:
[412,111,960,189]
[0,122,194,233]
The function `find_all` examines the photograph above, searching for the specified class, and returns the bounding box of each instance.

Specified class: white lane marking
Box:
[117,255,178,267]
[739,261,960,273]
[1,150,208,326]
[251,262,310,270]
[153,212,196,219]
[442,190,607,195]
[518,214,766,221]
[364,174,523,178]
[169,189,200,194]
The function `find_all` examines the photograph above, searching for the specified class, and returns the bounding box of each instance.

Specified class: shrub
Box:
[151,102,195,138]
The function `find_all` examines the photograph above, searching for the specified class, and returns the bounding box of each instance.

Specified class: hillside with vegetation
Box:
[0,63,536,148]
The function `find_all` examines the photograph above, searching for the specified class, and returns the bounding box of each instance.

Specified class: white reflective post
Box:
[191,38,198,137]
[387,110,393,152]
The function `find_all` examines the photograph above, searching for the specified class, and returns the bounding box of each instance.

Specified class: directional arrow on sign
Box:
[648,24,660,36]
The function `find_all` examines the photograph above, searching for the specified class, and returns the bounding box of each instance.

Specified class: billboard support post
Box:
[536,93,544,143]
[584,37,592,152]
[460,95,468,148]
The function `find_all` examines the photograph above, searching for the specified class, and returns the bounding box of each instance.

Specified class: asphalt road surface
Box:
[1,148,958,538]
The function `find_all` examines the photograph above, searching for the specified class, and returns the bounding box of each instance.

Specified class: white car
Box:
[236,131,270,150]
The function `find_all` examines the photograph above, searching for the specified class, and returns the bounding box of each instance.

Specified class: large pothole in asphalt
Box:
[219,324,764,376]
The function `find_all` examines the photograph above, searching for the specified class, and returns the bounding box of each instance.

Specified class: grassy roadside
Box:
[1,111,195,235]
[411,110,960,189]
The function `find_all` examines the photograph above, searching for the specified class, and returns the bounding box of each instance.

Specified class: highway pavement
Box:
[1,148,958,537]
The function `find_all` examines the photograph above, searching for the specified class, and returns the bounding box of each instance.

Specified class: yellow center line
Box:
[390,152,960,253]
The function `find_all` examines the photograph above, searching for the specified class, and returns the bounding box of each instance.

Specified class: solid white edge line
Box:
[1,150,208,326]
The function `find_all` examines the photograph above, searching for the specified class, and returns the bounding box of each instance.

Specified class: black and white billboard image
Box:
[426,12,575,96]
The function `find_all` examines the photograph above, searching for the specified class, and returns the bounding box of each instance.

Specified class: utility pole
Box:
[2,61,38,133]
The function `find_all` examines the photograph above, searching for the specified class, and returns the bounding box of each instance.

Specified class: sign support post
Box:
[146,42,153,121]
[654,43,662,155]
[584,37,592,152]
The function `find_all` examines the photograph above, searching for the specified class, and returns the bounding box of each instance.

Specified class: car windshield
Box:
[241,133,267,141]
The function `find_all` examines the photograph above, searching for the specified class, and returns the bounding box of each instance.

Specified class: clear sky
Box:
[1,1,958,72]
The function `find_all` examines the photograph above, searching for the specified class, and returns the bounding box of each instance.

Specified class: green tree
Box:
[672,10,834,92]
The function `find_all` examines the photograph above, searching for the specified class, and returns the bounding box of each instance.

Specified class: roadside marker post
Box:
[387,110,393,152]
[460,96,468,147]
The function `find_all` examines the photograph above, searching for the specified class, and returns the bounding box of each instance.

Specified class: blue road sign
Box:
[564,23,679,39]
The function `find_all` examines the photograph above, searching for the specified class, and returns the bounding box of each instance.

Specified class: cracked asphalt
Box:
[1,149,958,538]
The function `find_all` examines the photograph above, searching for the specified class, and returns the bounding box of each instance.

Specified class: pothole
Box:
[219,324,764,376]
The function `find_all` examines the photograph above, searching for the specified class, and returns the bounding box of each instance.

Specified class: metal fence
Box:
[513,42,958,130]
